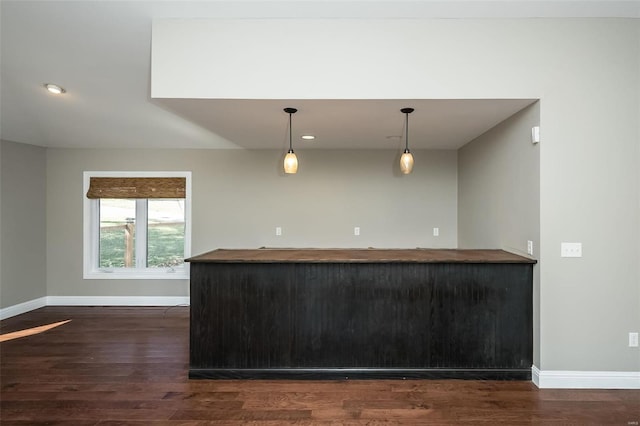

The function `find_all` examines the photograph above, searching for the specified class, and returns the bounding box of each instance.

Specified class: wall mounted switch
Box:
[630,332,639,347]
[275,227,282,236]
[527,240,533,255]
[433,227,439,237]
[561,242,582,257]
[354,227,360,236]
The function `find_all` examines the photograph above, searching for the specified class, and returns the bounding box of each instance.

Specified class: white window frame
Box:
[83,171,192,280]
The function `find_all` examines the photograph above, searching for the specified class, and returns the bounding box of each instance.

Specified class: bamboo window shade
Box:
[86,177,186,199]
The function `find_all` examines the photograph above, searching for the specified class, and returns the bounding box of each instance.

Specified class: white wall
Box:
[46,148,457,298]
[458,102,540,364]
[0,140,47,308]
[152,18,640,372]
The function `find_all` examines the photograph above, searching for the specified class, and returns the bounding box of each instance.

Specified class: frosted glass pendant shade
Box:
[284,150,298,174]
[400,150,414,174]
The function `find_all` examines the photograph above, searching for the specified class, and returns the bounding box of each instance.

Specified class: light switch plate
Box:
[561,242,582,257]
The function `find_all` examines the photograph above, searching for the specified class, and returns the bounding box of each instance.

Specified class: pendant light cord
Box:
[405,111,409,151]
[401,107,414,152]
[289,112,293,152]
[283,107,297,154]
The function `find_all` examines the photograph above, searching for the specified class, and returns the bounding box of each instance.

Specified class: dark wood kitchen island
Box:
[187,248,536,380]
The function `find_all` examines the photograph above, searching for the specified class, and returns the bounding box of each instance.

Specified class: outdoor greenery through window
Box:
[98,199,185,269]
[83,172,191,280]
[147,199,185,268]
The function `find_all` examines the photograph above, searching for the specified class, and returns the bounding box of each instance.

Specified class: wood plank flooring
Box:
[1,306,638,425]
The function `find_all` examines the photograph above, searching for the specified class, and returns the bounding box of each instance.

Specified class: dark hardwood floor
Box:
[1,306,638,425]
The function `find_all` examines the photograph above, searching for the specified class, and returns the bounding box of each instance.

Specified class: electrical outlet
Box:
[527,240,533,255]
[433,227,439,237]
[354,227,360,236]
[629,332,639,347]
[275,227,282,236]
[561,242,582,257]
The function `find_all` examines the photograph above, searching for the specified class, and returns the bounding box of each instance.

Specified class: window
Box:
[83,172,191,279]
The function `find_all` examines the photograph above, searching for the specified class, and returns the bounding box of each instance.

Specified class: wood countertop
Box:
[186,248,537,264]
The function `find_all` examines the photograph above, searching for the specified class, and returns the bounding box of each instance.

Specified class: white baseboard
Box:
[46,296,190,306]
[0,296,189,320]
[0,297,47,320]
[533,365,640,389]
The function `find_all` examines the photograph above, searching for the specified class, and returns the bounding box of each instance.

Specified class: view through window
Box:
[98,199,185,268]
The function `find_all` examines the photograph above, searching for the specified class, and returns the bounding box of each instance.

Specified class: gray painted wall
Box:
[0,140,2,306]
[533,21,638,373]
[458,103,540,253]
[0,140,47,308]
[154,18,640,372]
[458,102,540,365]
[3,17,639,374]
[46,148,457,298]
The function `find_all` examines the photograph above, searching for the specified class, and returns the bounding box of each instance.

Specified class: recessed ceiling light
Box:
[44,83,66,94]
[301,135,315,140]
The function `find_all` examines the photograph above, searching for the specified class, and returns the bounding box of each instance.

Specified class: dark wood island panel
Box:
[187,249,536,380]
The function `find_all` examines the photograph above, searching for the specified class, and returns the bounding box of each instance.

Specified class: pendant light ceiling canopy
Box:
[400,107,415,175]
[283,107,299,174]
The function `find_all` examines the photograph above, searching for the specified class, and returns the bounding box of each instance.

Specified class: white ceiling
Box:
[1,1,636,150]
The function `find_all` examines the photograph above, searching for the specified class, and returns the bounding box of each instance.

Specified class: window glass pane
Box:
[147,199,185,268]
[99,199,136,268]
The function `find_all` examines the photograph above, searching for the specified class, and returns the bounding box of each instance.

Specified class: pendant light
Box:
[283,107,298,174]
[400,107,415,174]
